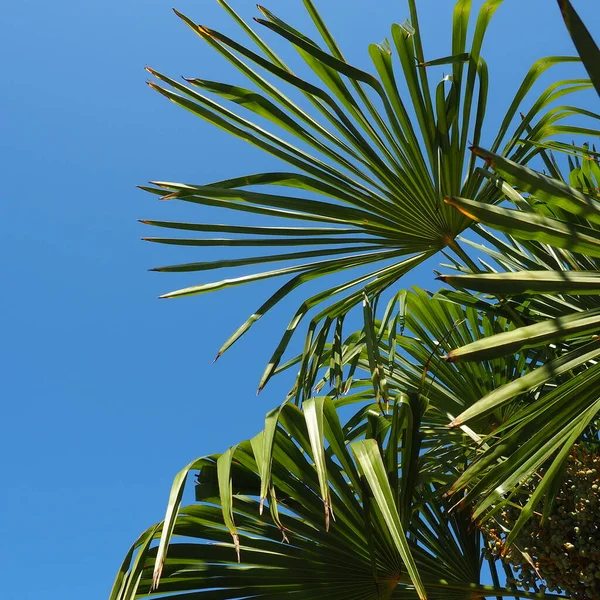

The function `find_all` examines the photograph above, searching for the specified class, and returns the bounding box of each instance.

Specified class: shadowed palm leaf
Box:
[113,290,568,598]
[436,141,600,542]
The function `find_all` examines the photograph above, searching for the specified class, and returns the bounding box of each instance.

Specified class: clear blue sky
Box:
[1,1,596,598]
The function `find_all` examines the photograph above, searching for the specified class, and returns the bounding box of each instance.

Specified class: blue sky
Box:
[2,1,597,598]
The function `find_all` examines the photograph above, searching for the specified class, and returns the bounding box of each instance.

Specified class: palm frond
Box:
[142,0,589,385]
[112,397,568,599]
[440,138,600,538]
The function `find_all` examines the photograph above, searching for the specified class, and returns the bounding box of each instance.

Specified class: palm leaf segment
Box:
[111,5,600,597]
[112,290,567,599]
[112,395,568,600]
[143,0,585,387]
[434,5,600,544]
[435,145,600,543]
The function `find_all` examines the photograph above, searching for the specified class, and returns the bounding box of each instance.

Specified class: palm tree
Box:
[425,8,600,593]
[113,0,599,598]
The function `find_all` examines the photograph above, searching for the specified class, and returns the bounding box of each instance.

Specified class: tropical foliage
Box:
[114,0,600,598]
[142,0,587,391]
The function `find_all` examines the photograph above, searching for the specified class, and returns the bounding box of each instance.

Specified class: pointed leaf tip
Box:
[233,533,241,562]
[443,197,481,222]
[469,146,491,164]
[151,563,164,591]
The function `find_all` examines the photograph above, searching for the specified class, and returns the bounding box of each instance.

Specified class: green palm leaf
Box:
[112,397,567,599]
[439,124,600,541]
[118,2,600,598]
[439,271,600,295]
[557,0,600,96]
[141,0,589,381]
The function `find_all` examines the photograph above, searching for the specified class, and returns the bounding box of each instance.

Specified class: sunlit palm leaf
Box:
[112,398,566,599]
[440,136,600,537]
[120,3,600,598]
[142,0,588,383]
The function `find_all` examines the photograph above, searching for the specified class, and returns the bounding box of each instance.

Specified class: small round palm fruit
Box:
[480,444,600,599]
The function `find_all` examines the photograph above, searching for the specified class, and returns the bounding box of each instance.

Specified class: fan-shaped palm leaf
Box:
[142,0,589,389]
[112,396,567,599]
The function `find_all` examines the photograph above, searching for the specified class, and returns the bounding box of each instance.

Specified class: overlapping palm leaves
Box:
[142,0,587,391]
[435,156,600,535]
[421,0,600,546]
[276,0,600,551]
[114,1,600,599]
[112,390,569,599]
[113,289,568,599]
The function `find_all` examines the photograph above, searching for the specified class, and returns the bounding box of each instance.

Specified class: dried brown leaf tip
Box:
[443,197,481,223]
[448,416,461,428]
[442,350,456,363]
[233,533,241,563]
[151,562,164,591]
[469,145,493,167]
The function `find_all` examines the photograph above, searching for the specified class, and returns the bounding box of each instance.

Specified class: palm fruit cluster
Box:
[480,444,600,598]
